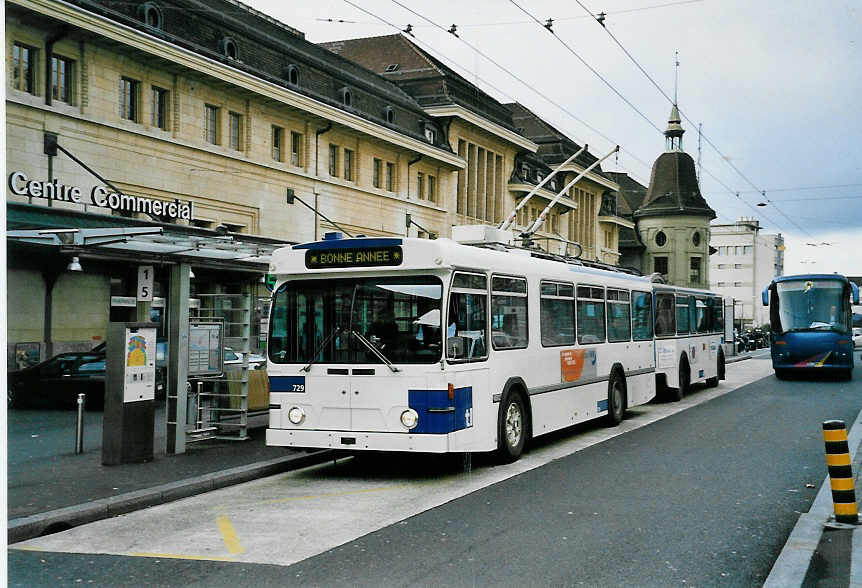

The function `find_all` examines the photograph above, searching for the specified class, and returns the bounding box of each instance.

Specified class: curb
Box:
[8,449,335,545]
[763,408,862,587]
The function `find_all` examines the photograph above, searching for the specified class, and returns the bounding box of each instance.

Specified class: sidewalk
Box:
[7,407,333,544]
[765,407,862,588]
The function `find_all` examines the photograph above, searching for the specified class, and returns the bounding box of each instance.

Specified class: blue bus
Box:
[762,274,859,380]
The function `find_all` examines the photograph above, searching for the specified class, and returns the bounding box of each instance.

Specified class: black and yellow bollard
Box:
[822,420,859,524]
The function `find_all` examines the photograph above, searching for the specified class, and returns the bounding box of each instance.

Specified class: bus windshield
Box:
[774,279,849,334]
[269,275,443,365]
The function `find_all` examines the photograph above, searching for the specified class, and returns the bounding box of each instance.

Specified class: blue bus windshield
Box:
[775,279,849,333]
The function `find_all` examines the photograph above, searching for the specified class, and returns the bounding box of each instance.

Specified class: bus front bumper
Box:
[266,428,453,453]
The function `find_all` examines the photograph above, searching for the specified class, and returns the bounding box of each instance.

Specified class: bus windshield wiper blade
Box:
[350,330,400,373]
[301,327,342,372]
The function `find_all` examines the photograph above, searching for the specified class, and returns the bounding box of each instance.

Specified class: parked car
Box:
[8,350,106,409]
[224,347,266,368]
[853,327,862,348]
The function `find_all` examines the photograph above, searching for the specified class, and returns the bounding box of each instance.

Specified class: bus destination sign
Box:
[306,246,403,269]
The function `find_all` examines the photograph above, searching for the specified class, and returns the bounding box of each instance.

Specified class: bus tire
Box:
[775,368,788,380]
[605,369,626,426]
[497,391,528,463]
[670,356,689,402]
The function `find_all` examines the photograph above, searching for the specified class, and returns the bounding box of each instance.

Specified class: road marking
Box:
[262,483,408,505]
[216,515,244,554]
[127,552,235,562]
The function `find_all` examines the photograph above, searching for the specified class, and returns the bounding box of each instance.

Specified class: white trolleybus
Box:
[265,224,663,461]
[652,285,726,401]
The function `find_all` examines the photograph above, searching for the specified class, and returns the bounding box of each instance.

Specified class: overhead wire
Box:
[567,0,813,236]
[341,0,653,186]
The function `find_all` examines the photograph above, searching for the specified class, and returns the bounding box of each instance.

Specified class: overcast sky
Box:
[243,0,861,276]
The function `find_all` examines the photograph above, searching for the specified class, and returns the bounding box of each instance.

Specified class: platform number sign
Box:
[137,265,154,302]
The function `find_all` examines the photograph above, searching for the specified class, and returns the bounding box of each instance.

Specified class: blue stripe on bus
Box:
[292,238,403,250]
[597,399,609,413]
[270,376,306,392]
[408,387,473,434]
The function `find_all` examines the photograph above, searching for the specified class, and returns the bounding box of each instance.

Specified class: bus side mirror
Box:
[447,336,465,359]
[762,287,770,306]
[851,282,860,304]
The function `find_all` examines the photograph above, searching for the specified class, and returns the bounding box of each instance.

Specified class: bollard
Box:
[75,393,85,454]
[822,420,858,524]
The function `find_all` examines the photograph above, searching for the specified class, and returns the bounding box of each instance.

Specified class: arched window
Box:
[219,37,239,60]
[384,106,395,124]
[138,2,163,29]
[340,87,352,107]
[655,230,667,247]
[286,64,300,86]
[692,231,701,246]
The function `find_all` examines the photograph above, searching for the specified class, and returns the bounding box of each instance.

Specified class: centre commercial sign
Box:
[7,171,193,220]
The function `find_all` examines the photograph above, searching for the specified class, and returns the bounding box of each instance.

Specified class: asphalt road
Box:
[9,352,862,587]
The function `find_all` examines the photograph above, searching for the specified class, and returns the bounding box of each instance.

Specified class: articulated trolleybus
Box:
[265,225,662,461]
[763,273,859,380]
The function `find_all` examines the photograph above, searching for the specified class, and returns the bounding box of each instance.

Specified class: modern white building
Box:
[710,218,784,329]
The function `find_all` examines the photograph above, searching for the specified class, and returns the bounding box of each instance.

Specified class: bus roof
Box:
[769,273,852,285]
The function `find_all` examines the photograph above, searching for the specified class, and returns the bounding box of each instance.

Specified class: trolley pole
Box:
[75,393,85,454]
[822,420,859,524]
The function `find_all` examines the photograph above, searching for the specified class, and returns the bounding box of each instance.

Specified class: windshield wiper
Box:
[301,326,342,372]
[350,330,400,373]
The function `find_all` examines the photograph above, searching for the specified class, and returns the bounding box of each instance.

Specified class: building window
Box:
[341,88,352,107]
[286,64,300,85]
[386,162,395,192]
[228,111,242,150]
[51,55,74,103]
[690,257,702,283]
[373,158,382,188]
[272,126,283,161]
[220,37,239,60]
[733,281,742,287]
[328,144,338,176]
[12,43,36,94]
[291,131,303,166]
[119,77,140,121]
[692,231,701,246]
[743,245,752,255]
[384,106,395,124]
[140,2,163,28]
[654,256,668,278]
[151,86,168,130]
[655,230,667,247]
[424,127,436,143]
[417,172,425,200]
[427,175,436,202]
[343,149,354,181]
[204,104,219,144]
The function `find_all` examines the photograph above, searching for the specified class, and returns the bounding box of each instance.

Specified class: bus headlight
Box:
[287,406,305,425]
[400,409,419,429]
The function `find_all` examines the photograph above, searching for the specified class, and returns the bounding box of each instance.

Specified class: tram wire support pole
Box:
[822,420,859,525]
[75,393,85,454]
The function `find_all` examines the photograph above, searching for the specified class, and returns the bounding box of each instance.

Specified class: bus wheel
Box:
[706,352,722,387]
[671,358,689,402]
[605,370,626,426]
[775,369,788,380]
[497,392,527,463]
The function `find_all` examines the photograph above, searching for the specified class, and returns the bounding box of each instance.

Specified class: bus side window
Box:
[448,272,488,360]
[491,276,528,350]
[654,293,675,337]
[632,291,653,340]
[676,295,690,334]
[577,286,606,344]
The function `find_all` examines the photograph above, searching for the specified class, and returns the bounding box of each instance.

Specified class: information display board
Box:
[188,321,224,376]
[123,326,157,402]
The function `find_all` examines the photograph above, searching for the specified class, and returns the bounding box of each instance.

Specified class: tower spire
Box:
[665,51,684,151]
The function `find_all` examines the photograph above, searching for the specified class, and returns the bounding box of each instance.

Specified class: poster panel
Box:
[124,327,156,402]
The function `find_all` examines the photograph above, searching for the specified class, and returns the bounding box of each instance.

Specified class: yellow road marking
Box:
[128,552,236,561]
[217,515,245,554]
[262,483,409,505]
